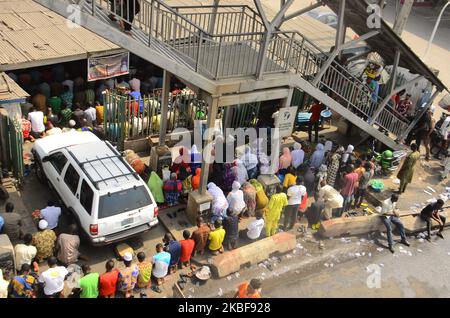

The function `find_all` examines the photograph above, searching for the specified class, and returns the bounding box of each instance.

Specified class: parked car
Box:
[32,131,159,246]
[306,9,338,29]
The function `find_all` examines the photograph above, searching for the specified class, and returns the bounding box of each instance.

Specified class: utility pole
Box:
[393,0,414,36]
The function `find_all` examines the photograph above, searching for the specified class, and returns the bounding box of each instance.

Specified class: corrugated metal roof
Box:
[0,72,29,101]
[0,0,119,69]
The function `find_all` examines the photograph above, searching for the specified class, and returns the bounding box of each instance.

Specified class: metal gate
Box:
[0,110,23,182]
[103,90,207,150]
[228,102,261,129]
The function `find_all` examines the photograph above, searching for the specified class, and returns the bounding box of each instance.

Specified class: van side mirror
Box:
[42,156,50,163]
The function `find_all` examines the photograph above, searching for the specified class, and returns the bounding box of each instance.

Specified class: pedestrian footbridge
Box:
[34,0,443,150]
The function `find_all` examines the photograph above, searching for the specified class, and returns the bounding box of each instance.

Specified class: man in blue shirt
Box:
[152,243,171,287]
[163,233,181,274]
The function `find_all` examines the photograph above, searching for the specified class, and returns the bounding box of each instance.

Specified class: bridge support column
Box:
[186,92,219,224]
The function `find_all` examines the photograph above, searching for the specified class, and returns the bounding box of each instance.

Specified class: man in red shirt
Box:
[98,259,119,298]
[308,100,324,143]
[340,165,359,215]
[179,230,195,268]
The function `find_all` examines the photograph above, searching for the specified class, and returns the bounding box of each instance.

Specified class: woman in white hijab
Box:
[227,181,246,216]
[233,159,248,185]
[342,145,355,164]
[190,144,202,173]
[291,142,305,169]
[240,146,259,179]
[309,143,325,170]
[207,182,229,223]
[0,269,8,298]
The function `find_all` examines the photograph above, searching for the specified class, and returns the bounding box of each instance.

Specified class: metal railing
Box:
[103,89,206,148]
[68,0,409,141]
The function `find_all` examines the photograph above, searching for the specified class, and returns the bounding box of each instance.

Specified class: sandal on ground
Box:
[151,285,162,293]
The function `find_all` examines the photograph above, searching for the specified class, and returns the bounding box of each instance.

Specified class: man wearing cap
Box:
[32,220,57,263]
[163,233,181,274]
[117,252,139,298]
[235,279,262,298]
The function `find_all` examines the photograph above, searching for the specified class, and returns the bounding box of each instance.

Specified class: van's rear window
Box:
[98,186,153,219]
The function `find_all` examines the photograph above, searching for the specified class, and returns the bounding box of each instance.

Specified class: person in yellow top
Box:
[283,167,297,190]
[95,102,104,126]
[208,220,226,255]
[265,185,288,237]
[249,179,269,210]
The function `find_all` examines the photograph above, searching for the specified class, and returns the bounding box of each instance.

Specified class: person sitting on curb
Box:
[379,194,410,253]
[420,199,446,241]
[208,220,226,255]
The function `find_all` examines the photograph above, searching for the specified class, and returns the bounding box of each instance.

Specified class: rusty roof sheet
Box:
[0,0,119,69]
[0,72,29,101]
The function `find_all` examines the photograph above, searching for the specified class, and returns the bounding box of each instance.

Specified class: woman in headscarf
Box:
[190,144,202,173]
[327,146,344,188]
[241,146,259,179]
[227,181,246,216]
[341,145,355,165]
[171,147,190,174]
[309,143,325,170]
[291,142,305,169]
[242,181,257,217]
[209,163,225,190]
[250,179,269,211]
[163,173,182,206]
[299,163,315,196]
[147,171,165,204]
[233,159,248,185]
[323,140,333,165]
[222,163,235,193]
[207,182,229,223]
[315,164,328,192]
[278,147,292,175]
[191,168,201,190]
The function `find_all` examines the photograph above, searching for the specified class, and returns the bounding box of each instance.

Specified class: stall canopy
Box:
[323,0,447,92]
[0,0,123,71]
[0,72,29,103]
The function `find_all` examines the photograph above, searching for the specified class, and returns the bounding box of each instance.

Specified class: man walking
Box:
[379,194,410,253]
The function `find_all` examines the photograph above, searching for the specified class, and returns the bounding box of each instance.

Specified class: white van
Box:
[32,131,158,246]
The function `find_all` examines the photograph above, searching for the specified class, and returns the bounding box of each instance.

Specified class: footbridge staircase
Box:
[34,0,418,150]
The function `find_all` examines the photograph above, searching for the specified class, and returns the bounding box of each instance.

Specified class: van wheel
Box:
[34,162,46,184]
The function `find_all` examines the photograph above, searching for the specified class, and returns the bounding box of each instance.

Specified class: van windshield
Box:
[98,186,153,219]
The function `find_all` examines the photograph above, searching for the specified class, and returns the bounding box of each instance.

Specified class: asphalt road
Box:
[264,230,450,298]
